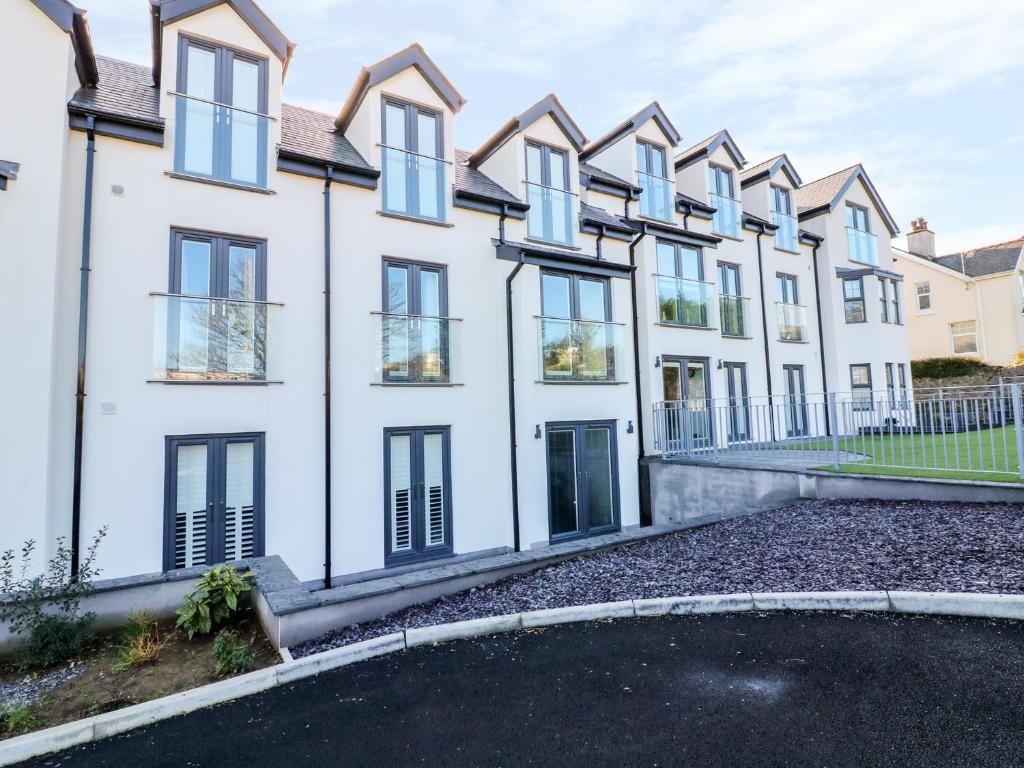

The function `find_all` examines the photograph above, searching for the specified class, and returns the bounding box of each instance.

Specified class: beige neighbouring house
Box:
[892,220,1024,365]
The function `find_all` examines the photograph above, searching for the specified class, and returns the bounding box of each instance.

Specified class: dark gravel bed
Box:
[293,499,1024,657]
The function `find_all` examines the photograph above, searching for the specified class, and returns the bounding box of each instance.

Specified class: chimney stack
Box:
[906,217,936,258]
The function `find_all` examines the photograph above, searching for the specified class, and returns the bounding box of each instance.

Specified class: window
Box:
[783,365,808,437]
[850,364,873,411]
[382,99,446,222]
[891,280,902,324]
[879,277,890,322]
[717,262,746,337]
[897,363,909,405]
[708,165,740,238]
[380,259,450,383]
[777,273,799,304]
[885,362,895,407]
[162,229,268,381]
[539,271,619,381]
[384,427,452,566]
[770,185,798,251]
[164,433,264,571]
[723,362,749,442]
[526,142,574,244]
[845,203,878,265]
[950,321,978,354]
[174,37,268,187]
[776,273,805,341]
[656,241,712,327]
[843,277,866,323]
[916,281,931,312]
[636,140,672,221]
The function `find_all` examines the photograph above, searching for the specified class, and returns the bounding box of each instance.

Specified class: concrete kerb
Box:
[5,589,1024,766]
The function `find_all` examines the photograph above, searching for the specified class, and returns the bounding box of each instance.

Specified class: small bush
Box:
[0,528,107,669]
[1,703,35,734]
[911,357,996,379]
[176,564,254,640]
[212,630,252,677]
[112,615,170,673]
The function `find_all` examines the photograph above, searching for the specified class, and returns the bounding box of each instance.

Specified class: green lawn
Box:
[796,424,1021,482]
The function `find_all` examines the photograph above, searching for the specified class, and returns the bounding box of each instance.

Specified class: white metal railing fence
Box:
[652,383,1024,480]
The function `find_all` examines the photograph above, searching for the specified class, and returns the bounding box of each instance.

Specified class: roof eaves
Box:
[154,0,295,66]
[674,129,746,170]
[579,101,681,162]
[468,93,586,168]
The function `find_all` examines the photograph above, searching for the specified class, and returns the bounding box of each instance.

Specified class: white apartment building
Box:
[1,0,911,586]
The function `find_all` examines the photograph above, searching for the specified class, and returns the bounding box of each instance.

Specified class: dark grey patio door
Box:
[164,433,265,571]
[662,356,713,449]
[723,362,749,442]
[783,365,808,437]
[384,426,453,566]
[546,421,619,541]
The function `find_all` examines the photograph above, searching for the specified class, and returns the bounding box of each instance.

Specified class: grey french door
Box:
[662,356,713,450]
[723,362,750,442]
[382,260,448,383]
[164,433,264,571]
[384,426,452,566]
[546,421,619,541]
[783,365,808,437]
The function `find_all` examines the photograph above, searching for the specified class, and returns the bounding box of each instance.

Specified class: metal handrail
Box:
[149,291,284,307]
[377,144,452,164]
[167,91,276,121]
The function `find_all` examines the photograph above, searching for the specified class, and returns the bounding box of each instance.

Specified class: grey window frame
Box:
[850,364,873,411]
[544,419,621,544]
[163,432,265,571]
[636,139,668,178]
[783,364,809,437]
[723,361,749,442]
[770,184,792,215]
[885,362,896,407]
[381,257,450,383]
[880,277,890,323]
[717,262,742,296]
[897,363,909,404]
[843,277,867,323]
[776,272,799,304]
[658,240,704,281]
[540,270,612,321]
[381,97,446,222]
[891,280,902,324]
[525,140,573,244]
[174,35,269,188]
[708,164,735,197]
[383,425,453,567]
[846,202,870,233]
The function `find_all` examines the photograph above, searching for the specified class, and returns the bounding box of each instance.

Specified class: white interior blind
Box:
[223,441,255,562]
[174,444,208,569]
[423,433,445,546]
[390,435,412,552]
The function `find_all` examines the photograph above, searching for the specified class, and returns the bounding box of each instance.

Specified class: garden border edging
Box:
[4,589,1024,766]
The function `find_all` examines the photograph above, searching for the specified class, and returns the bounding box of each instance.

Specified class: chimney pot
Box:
[907,217,936,258]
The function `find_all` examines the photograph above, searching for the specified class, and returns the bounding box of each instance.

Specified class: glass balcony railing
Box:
[538,317,625,383]
[381,146,449,223]
[173,94,269,188]
[656,275,717,329]
[776,302,809,342]
[637,171,674,221]
[709,192,742,238]
[773,211,799,251]
[719,295,750,338]
[525,182,578,246]
[847,227,878,265]
[151,293,280,382]
[372,312,461,385]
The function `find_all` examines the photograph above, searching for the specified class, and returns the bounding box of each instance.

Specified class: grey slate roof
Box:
[676,191,713,210]
[794,165,858,214]
[579,162,638,192]
[69,56,162,126]
[931,238,1024,277]
[579,202,631,232]
[739,155,779,181]
[279,104,373,172]
[453,149,522,206]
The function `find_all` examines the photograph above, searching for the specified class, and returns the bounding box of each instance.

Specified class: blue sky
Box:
[84,0,1024,254]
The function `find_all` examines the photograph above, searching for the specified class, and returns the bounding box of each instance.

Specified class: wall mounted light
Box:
[654,356,662,368]
[534,425,542,439]
[716,360,723,370]
[627,421,635,434]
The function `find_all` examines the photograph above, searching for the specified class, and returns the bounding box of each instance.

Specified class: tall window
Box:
[656,241,711,327]
[950,321,978,354]
[385,427,452,566]
[175,37,268,187]
[382,99,445,222]
[723,362,749,442]
[843,278,866,323]
[880,277,890,322]
[777,273,799,304]
[540,271,617,381]
[708,165,740,238]
[890,280,902,324]
[783,365,808,437]
[916,281,931,312]
[770,185,797,251]
[380,260,449,383]
[717,262,745,337]
[777,273,805,342]
[163,229,267,381]
[897,363,909,404]
[850,364,873,411]
[885,362,896,407]
[846,203,877,265]
[636,140,672,221]
[526,142,574,244]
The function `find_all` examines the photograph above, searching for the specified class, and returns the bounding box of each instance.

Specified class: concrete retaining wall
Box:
[644,458,1024,525]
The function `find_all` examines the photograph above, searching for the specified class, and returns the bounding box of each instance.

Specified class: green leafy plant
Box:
[0,528,108,668]
[1,703,35,734]
[112,613,170,673]
[175,564,254,640]
[212,629,252,677]
[911,357,995,380]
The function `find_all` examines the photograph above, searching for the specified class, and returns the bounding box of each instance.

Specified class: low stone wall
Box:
[643,457,1024,525]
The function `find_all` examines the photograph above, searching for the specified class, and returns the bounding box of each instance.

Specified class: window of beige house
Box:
[949,321,978,354]
[915,281,931,313]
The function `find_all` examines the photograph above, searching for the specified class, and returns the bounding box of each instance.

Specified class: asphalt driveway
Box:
[18,612,1024,767]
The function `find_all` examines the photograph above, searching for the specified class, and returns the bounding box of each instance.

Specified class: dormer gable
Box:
[674,129,746,171]
[739,153,801,189]
[795,164,899,237]
[468,94,585,168]
[580,101,680,163]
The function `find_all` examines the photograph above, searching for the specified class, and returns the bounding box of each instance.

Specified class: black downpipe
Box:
[810,241,831,434]
[595,225,605,260]
[753,227,776,441]
[322,166,334,589]
[71,116,97,578]
[628,223,647,459]
[500,205,522,552]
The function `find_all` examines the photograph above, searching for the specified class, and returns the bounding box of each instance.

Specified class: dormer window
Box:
[525,141,575,245]
[708,165,741,238]
[382,99,447,223]
[636,140,672,221]
[770,185,798,251]
[174,37,268,188]
[846,203,878,265]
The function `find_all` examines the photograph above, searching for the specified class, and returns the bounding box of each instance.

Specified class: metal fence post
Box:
[1011,383,1024,480]
[827,392,840,470]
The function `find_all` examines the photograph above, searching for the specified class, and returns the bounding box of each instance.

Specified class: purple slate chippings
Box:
[292,499,1024,657]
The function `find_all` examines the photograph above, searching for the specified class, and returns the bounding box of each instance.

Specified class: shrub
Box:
[112,614,170,673]
[212,629,252,677]
[0,528,108,668]
[911,357,996,380]
[175,564,254,640]
[1,703,35,734]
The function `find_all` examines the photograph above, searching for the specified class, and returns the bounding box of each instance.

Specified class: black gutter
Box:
[750,222,776,441]
[322,166,334,589]
[70,115,96,577]
[807,235,830,433]
[500,205,523,552]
